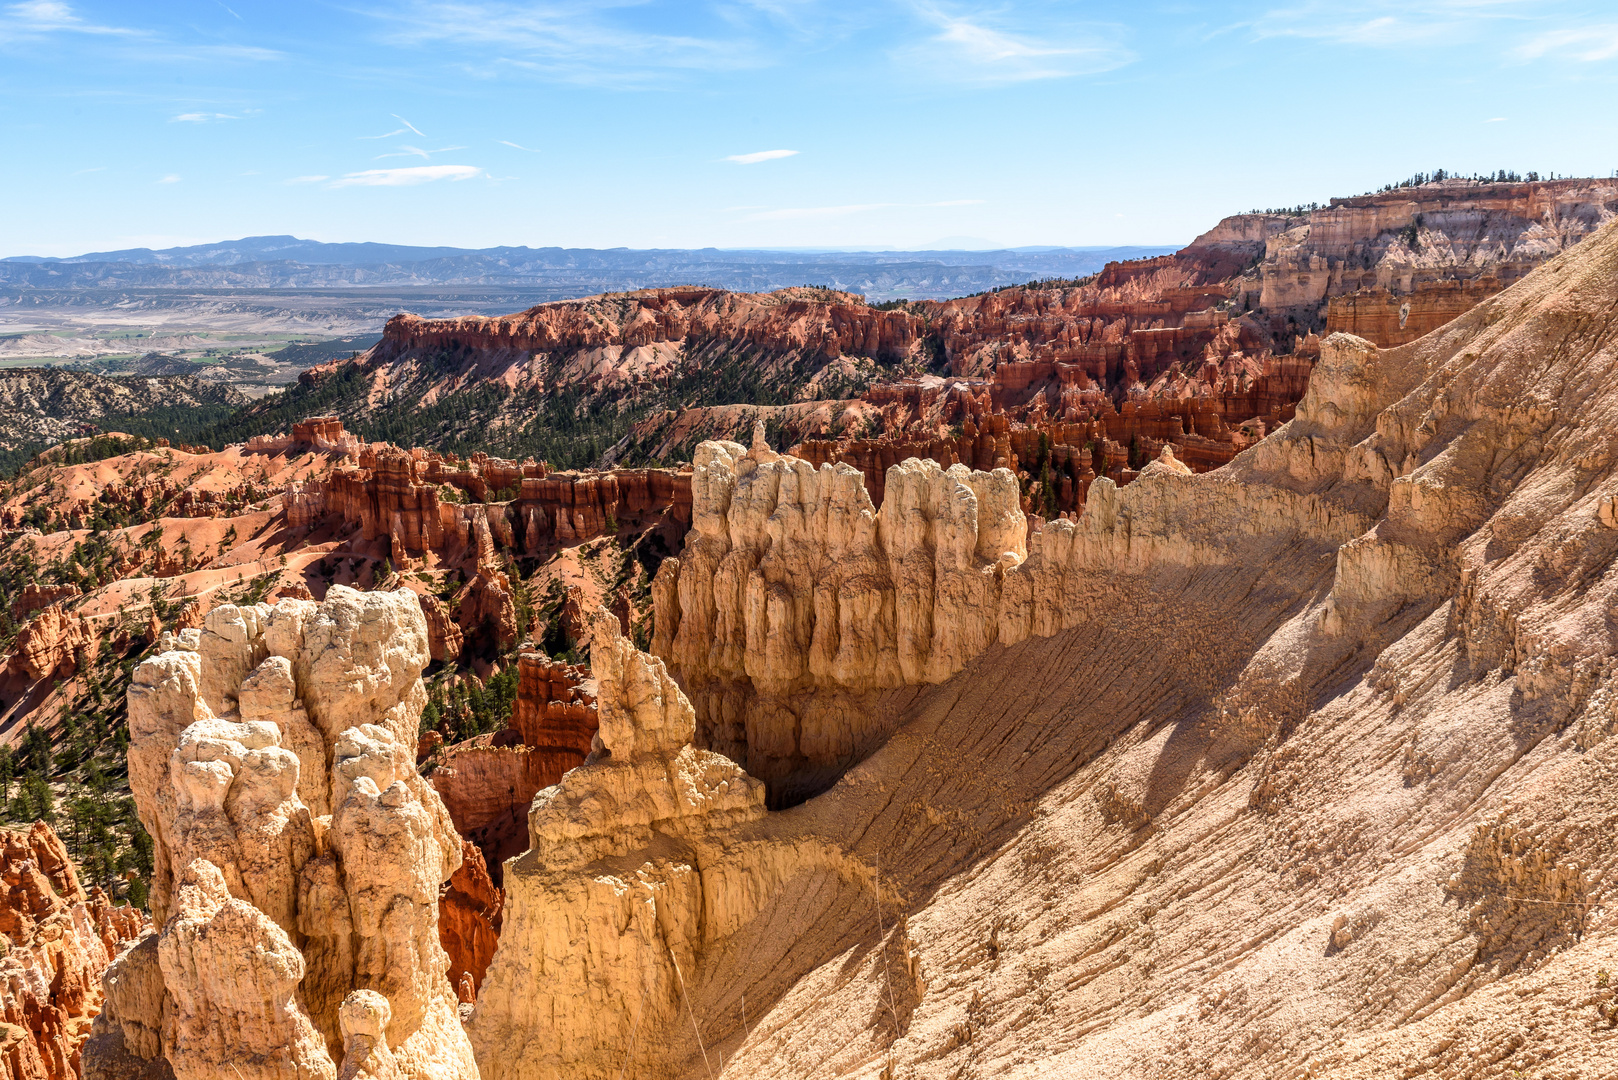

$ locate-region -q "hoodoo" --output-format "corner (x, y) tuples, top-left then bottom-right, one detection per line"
(92, 589), (477, 1080)
(652, 425), (1025, 802)
(467, 607), (767, 1080)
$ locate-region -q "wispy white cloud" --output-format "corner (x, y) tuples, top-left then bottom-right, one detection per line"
(1515, 23), (1618, 61)
(376, 144), (466, 160)
(284, 175), (330, 184)
(177, 43), (278, 61)
(0, 1), (279, 60)
(1250, 1), (1529, 46)
(157, 174), (181, 184)
(379, 2), (763, 86)
(1485, 116), (1508, 122)
(328, 164), (482, 188)
(499, 140), (541, 152)
(362, 116), (428, 140)
(896, 3), (1133, 84)
(171, 111), (239, 123)
(1, 0), (138, 37)
(725, 149), (798, 164)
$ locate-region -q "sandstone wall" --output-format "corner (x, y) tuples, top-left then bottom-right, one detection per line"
(0, 823), (145, 1080)
(90, 588), (478, 1080)
(284, 426), (692, 559)
(1258, 177), (1618, 336)
(652, 427), (1025, 802)
(379, 287), (919, 364)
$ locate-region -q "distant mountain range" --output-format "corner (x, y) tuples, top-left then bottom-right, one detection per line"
(0, 236), (1179, 301)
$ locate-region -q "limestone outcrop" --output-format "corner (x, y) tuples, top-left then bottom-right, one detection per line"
(5, 604), (90, 683)
(467, 607), (767, 1080)
(653, 427), (1025, 801)
(93, 587), (478, 1080)
(0, 823), (145, 1080)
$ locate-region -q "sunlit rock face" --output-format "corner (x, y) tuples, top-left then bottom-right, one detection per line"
(652, 429), (1027, 803)
(564, 217), (1618, 1080)
(92, 587), (477, 1080)
(468, 607), (767, 1080)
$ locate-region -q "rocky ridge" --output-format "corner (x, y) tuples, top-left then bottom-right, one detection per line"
(652, 425), (1024, 802)
(0, 371), (247, 458)
(462, 213), (1618, 1078)
(324, 179), (1614, 530)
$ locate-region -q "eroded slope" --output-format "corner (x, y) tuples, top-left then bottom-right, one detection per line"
(474, 214), (1618, 1078)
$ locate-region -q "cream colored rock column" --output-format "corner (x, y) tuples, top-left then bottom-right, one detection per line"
(469, 607), (766, 1080)
(101, 588), (480, 1080)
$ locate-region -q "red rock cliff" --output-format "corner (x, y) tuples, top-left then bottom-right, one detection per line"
(0, 823), (146, 1080)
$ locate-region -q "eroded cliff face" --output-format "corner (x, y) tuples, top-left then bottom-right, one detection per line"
(378, 287), (918, 366)
(0, 823), (145, 1080)
(652, 426), (1025, 802)
(1284, 177), (1618, 342)
(89, 588), (478, 1080)
(476, 215), (1618, 1078)
(467, 608), (767, 1080)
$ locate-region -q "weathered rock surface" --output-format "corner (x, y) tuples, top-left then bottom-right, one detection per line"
(9, 584), (80, 623)
(429, 653), (598, 879)
(467, 607), (767, 1079)
(1289, 177), (1618, 339)
(426, 652), (598, 996)
(415, 594), (463, 663)
(653, 429), (1025, 801)
(282, 423), (693, 560)
(436, 842), (501, 1006)
(0, 823), (145, 1080)
(5, 604), (91, 683)
(95, 587), (478, 1080)
(490, 215), (1618, 1078)
(379, 287), (917, 368)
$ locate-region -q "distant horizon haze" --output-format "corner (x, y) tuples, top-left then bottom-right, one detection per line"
(0, 234), (1183, 263)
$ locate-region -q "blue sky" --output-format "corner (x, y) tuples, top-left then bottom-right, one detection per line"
(1, 0), (1615, 256)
